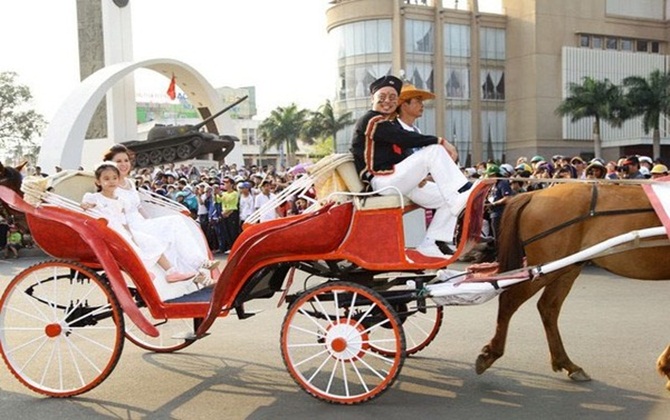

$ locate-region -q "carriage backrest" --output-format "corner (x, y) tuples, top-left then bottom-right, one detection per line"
(47, 171), (97, 202)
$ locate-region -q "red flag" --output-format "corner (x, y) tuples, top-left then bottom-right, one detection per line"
(166, 74), (176, 100)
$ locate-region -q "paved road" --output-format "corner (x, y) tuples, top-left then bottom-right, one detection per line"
(1, 253), (669, 419)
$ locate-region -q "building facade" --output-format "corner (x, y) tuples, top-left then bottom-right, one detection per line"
(326, 0), (670, 164)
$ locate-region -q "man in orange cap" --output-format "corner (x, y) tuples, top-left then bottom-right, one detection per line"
(395, 83), (436, 135)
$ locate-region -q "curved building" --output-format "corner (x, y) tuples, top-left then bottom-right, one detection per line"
(326, 0), (670, 164)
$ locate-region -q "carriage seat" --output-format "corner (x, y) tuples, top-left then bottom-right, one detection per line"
(310, 153), (414, 211)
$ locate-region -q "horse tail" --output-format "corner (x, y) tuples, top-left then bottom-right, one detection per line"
(496, 192), (533, 272)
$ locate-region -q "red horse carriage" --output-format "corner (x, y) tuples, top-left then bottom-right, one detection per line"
(1, 155), (669, 404)
(0, 156), (497, 404)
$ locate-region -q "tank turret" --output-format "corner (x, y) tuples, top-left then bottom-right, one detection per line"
(122, 96), (248, 168)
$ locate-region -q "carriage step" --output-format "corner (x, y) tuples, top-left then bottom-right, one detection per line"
(235, 305), (263, 319)
(171, 331), (210, 341)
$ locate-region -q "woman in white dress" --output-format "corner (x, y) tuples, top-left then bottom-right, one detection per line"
(103, 144), (218, 276)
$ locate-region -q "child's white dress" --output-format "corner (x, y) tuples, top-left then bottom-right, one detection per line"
(82, 192), (166, 266)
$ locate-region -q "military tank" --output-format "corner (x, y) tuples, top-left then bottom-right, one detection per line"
(122, 95), (248, 168)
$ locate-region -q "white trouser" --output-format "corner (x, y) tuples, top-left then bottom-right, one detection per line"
(370, 144), (468, 242)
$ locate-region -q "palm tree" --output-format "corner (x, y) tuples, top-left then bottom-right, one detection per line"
(623, 69), (670, 159)
(257, 103), (309, 167)
(556, 77), (627, 159)
(302, 100), (354, 153)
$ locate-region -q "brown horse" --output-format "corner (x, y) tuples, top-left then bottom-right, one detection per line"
(0, 162), (28, 230)
(476, 181), (670, 390)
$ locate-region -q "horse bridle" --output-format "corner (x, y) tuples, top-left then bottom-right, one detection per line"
(521, 183), (656, 247)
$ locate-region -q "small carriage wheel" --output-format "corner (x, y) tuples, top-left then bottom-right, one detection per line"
(176, 144), (192, 159)
(280, 281), (405, 404)
(135, 153), (150, 168)
(149, 149), (163, 164)
(123, 281), (197, 353)
(162, 147), (177, 163)
(370, 302), (443, 357)
(0, 260), (124, 397)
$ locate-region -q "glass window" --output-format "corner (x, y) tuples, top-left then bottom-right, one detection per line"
(637, 40), (649, 52)
(442, 0), (469, 10)
(445, 67), (469, 98)
(444, 24), (470, 57)
(621, 38), (633, 51)
(339, 63), (394, 100)
(579, 35), (590, 47)
(405, 62), (435, 92)
(333, 19), (392, 59)
(606, 37), (618, 49)
(406, 20), (434, 53)
(652, 41), (660, 53)
(480, 27), (505, 60)
(592, 37), (603, 49)
(481, 69), (505, 100)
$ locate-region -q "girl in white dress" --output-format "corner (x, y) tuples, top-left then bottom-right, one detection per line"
(81, 163), (200, 300)
(103, 145), (218, 275)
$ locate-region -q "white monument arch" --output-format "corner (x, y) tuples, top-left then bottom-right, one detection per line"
(38, 58), (243, 171)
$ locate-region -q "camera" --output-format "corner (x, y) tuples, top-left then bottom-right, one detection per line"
(615, 165), (629, 172)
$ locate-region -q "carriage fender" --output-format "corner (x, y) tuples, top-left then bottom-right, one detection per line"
(196, 202), (353, 337)
(83, 233), (159, 337)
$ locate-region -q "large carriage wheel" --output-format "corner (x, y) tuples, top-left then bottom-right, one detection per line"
(280, 281), (405, 404)
(370, 301), (443, 357)
(0, 261), (124, 397)
(123, 279), (197, 353)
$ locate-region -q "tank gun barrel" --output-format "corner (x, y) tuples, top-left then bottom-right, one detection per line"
(193, 95), (249, 131)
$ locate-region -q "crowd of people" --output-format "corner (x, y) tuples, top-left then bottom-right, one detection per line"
(120, 157), (312, 255)
(81, 148), (668, 261)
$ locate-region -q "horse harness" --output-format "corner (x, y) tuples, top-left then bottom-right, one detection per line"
(521, 183), (655, 247)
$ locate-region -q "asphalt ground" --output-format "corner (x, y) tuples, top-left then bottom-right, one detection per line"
(1, 251), (669, 419)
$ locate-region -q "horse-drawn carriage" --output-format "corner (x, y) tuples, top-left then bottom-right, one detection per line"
(0, 155), (669, 404)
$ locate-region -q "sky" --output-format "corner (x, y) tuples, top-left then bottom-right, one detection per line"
(0, 0), (334, 122)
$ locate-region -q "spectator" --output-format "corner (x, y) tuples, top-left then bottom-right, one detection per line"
(621, 156), (645, 179)
(238, 181), (255, 226)
(219, 177), (241, 252)
(0, 216), (9, 253)
(5, 224), (22, 259)
(585, 160), (607, 179)
(254, 180), (279, 222)
(651, 164), (669, 179)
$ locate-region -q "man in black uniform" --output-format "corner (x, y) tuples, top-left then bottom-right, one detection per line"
(350, 75), (471, 259)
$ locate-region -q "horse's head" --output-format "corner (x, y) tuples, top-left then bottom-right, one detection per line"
(0, 161), (26, 194)
(0, 161), (28, 231)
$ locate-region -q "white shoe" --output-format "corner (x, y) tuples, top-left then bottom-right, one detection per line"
(449, 190), (470, 217)
(416, 242), (450, 259)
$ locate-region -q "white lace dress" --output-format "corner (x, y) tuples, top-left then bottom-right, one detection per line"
(115, 178), (210, 273)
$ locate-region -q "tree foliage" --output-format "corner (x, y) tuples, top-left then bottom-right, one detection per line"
(622, 69), (670, 159)
(259, 100), (354, 165)
(0, 71), (46, 164)
(258, 103), (308, 167)
(555, 76), (626, 159)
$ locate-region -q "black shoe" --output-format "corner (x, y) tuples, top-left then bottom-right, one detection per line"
(435, 240), (456, 255)
(458, 181), (473, 193)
